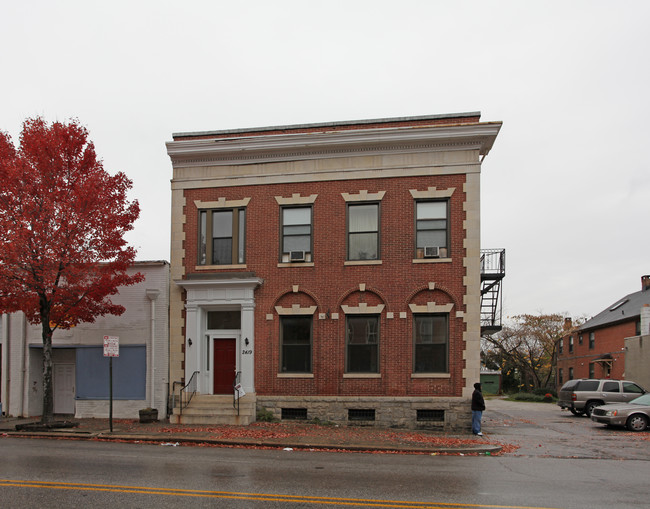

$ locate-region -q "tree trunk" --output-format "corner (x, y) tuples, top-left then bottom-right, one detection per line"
(40, 309), (54, 424)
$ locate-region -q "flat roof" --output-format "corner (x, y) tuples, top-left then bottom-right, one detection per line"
(172, 112), (482, 139)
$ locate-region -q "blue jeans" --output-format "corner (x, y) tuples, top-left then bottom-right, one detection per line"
(472, 410), (483, 434)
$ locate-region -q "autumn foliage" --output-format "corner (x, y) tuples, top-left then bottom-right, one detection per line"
(482, 314), (574, 392)
(0, 117), (143, 421)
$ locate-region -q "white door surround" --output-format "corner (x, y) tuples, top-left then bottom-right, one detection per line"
(175, 277), (261, 396)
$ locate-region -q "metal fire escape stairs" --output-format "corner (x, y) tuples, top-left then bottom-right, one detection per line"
(480, 249), (506, 336)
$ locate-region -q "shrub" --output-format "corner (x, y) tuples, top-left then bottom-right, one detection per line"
(256, 407), (278, 422)
(532, 387), (557, 398)
(508, 392), (556, 403)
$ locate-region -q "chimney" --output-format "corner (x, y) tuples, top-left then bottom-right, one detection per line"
(642, 275), (650, 292)
(564, 317), (572, 329)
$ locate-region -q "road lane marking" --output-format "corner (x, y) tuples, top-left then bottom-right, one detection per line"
(0, 479), (563, 509)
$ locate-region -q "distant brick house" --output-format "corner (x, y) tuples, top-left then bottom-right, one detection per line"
(0, 261), (170, 419)
(166, 113), (502, 429)
(557, 275), (650, 387)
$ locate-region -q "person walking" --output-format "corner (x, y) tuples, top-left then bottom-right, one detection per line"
(471, 382), (486, 436)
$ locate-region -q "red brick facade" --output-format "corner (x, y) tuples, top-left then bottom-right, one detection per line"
(167, 113), (502, 428)
(557, 277), (650, 387)
(183, 174), (468, 398)
(557, 321), (636, 383)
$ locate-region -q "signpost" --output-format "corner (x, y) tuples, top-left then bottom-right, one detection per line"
(103, 336), (119, 432)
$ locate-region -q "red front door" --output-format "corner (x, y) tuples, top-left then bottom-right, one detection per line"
(213, 338), (236, 394)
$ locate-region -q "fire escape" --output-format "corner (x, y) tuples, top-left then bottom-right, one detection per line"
(480, 248), (506, 335)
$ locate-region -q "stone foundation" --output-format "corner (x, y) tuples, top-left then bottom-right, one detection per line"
(256, 396), (472, 431)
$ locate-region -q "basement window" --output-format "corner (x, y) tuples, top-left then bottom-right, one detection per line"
(281, 408), (308, 420)
(416, 409), (445, 422)
(348, 409), (376, 421)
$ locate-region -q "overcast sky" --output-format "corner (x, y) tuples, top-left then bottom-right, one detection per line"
(2, 1), (649, 320)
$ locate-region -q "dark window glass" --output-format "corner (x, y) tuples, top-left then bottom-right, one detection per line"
(577, 380), (599, 391)
(281, 316), (312, 373)
(603, 381), (619, 393)
(623, 382), (644, 394)
(346, 315), (379, 372)
(413, 314), (449, 373)
(207, 311), (241, 330)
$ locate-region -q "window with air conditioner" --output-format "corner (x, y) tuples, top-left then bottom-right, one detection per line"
(281, 206), (312, 262)
(415, 200), (448, 259)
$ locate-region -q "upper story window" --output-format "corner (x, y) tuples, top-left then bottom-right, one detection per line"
(199, 207), (246, 265)
(415, 200), (448, 259)
(559, 338), (563, 355)
(589, 332), (595, 349)
(347, 203), (379, 261)
(413, 314), (449, 373)
(569, 336), (574, 353)
(281, 206), (312, 262)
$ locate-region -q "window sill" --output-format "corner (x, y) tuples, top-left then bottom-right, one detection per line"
(344, 260), (382, 266)
(277, 373), (314, 378)
(194, 264), (247, 270)
(412, 258), (452, 264)
(411, 373), (451, 379)
(277, 262), (315, 268)
(343, 373), (381, 378)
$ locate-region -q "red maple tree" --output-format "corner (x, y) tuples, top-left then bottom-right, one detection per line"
(0, 117), (143, 423)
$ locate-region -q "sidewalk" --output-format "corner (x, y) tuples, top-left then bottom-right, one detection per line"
(0, 416), (504, 455)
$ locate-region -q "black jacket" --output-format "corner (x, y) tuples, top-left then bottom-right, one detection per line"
(471, 387), (486, 411)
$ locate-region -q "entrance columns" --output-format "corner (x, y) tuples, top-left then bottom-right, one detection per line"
(240, 302), (255, 394)
(184, 303), (203, 391)
(176, 276), (262, 396)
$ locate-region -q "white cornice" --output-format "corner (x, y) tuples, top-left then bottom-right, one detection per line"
(174, 277), (263, 290)
(166, 123), (502, 169)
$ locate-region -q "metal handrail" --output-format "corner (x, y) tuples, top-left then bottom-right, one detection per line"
(480, 248), (506, 277)
(233, 371), (242, 416)
(179, 371), (200, 416)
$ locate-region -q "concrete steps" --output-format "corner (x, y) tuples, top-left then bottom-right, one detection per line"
(170, 394), (256, 425)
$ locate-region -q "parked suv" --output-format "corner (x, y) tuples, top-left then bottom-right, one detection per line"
(557, 379), (646, 417)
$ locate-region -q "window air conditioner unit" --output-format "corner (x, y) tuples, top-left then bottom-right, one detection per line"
(424, 246), (440, 258)
(289, 250), (306, 262)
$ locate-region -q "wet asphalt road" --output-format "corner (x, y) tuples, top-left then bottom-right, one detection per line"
(483, 397), (650, 460)
(0, 399), (648, 508)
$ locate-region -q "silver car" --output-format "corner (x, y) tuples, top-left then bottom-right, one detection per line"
(591, 393), (650, 432)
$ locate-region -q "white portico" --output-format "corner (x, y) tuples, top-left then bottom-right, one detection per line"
(175, 276), (262, 397)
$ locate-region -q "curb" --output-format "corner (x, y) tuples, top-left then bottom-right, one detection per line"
(1, 430), (502, 455)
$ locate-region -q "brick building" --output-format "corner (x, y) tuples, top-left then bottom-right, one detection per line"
(557, 275), (650, 387)
(166, 113), (502, 429)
